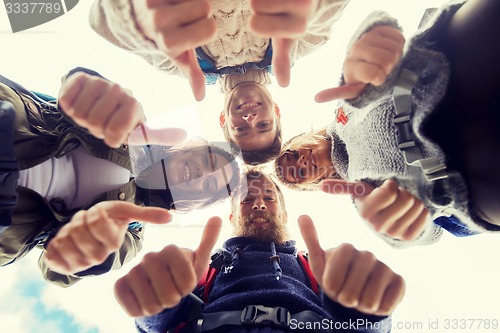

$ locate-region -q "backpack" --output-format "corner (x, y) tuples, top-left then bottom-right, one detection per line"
(171, 249), (319, 333)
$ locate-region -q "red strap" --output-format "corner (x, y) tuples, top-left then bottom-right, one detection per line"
(200, 266), (219, 302)
(297, 251), (320, 296)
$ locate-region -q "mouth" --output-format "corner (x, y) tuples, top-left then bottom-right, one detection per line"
(309, 150), (318, 169)
(248, 215), (271, 227)
(183, 161), (191, 182)
(237, 100), (261, 111)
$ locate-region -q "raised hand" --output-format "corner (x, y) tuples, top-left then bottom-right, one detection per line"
(298, 215), (405, 316)
(132, 0), (217, 101)
(114, 217), (222, 317)
(59, 72), (186, 148)
(44, 201), (172, 275)
(250, 0), (318, 87)
(321, 179), (429, 241)
(315, 25), (405, 102)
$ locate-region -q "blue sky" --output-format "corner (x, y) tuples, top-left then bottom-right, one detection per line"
(2, 0), (500, 332)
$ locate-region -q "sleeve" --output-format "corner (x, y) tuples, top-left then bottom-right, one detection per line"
(373, 215), (443, 249)
(88, 0), (182, 76)
(135, 294), (202, 333)
(322, 293), (392, 332)
(292, 0), (350, 62)
(38, 226), (144, 287)
(339, 11), (404, 109)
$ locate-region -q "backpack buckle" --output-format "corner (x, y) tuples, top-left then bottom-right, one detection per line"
(241, 305), (290, 328)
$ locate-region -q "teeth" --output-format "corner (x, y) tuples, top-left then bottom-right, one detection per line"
(184, 164), (190, 182)
(253, 218), (267, 223)
(238, 102), (260, 110)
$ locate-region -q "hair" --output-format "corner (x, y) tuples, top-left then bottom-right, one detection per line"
(274, 129), (335, 191)
(134, 139), (242, 214)
(231, 167), (287, 217)
(222, 117), (283, 165)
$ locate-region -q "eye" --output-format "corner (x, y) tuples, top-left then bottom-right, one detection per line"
(242, 197), (252, 204)
(257, 122), (271, 129)
(264, 196), (275, 201)
(203, 155), (210, 168)
(234, 126), (248, 132)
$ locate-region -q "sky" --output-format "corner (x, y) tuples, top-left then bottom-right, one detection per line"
(1, 0), (500, 332)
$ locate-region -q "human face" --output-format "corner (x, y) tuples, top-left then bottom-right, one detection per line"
(139, 147), (235, 198)
(220, 83), (280, 151)
(231, 175), (289, 243)
(277, 138), (336, 184)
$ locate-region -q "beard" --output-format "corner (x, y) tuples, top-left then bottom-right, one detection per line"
(235, 212), (288, 244)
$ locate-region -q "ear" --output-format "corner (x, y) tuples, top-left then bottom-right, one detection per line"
(274, 103), (281, 118)
(219, 112), (226, 128)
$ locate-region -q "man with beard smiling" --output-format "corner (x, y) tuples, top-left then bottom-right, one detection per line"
(114, 170), (405, 332)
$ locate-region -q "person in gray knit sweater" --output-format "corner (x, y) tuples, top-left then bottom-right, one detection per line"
(274, 0), (500, 247)
(89, 0), (348, 164)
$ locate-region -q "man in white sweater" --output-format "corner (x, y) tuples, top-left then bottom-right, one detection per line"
(89, 0), (347, 164)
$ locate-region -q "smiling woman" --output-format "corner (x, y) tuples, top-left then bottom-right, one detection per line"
(133, 139), (241, 213)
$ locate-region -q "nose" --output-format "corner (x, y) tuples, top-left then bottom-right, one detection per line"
(252, 197), (267, 211)
(242, 113), (256, 124)
(296, 153), (307, 167)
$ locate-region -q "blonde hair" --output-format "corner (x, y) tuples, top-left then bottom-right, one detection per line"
(274, 129), (335, 191)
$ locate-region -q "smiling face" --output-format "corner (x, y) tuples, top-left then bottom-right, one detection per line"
(230, 172), (289, 244)
(220, 82), (281, 152)
(137, 145), (236, 199)
(276, 136), (336, 185)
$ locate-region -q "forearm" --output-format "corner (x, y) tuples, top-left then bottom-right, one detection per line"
(322, 293), (391, 332)
(293, 0), (349, 61)
(89, 0), (181, 75)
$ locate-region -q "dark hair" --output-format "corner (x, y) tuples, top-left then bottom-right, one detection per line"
(134, 141), (242, 213)
(222, 118), (282, 165)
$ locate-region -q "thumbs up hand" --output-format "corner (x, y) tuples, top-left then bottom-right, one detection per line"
(298, 215), (405, 316)
(114, 216), (222, 317)
(321, 179), (429, 241)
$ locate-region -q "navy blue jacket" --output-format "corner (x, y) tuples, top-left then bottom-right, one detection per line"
(135, 237), (391, 333)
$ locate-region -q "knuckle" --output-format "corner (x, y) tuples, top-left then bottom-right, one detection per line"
(162, 244), (181, 255)
(141, 252), (160, 266)
(337, 243), (355, 254)
(322, 277), (338, 295)
(359, 250), (376, 262)
(143, 303), (163, 317)
(200, 0), (211, 15)
(162, 294), (182, 309)
(337, 291), (359, 308)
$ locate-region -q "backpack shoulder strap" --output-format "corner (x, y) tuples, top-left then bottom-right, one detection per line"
(196, 248), (231, 302)
(297, 251), (320, 296)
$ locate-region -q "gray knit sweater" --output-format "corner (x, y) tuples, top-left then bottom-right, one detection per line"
(89, 0), (348, 92)
(327, 1), (497, 248)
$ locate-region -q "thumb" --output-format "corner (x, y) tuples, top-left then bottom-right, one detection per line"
(298, 215), (325, 284)
(194, 216), (222, 277)
(314, 83), (366, 103)
(272, 38), (294, 87)
(96, 201), (172, 225)
(127, 123), (186, 146)
(176, 49), (206, 102)
(320, 179), (375, 198)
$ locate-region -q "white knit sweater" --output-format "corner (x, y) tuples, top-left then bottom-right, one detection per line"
(89, 0), (348, 91)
